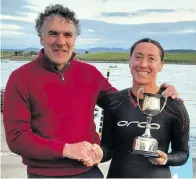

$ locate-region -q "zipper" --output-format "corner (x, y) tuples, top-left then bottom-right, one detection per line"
(52, 62), (70, 81)
(57, 71), (64, 81)
(52, 66), (65, 81)
(60, 73), (64, 81)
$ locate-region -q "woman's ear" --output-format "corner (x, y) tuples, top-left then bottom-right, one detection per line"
(129, 58), (132, 68)
(159, 61), (164, 72)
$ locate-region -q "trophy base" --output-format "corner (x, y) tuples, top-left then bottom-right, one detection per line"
(132, 149), (159, 158)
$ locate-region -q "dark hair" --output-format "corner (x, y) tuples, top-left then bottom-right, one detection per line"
(130, 38), (164, 61)
(35, 4), (80, 37)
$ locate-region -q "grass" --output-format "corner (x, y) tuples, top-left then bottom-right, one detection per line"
(76, 52), (196, 64)
(1, 51), (196, 64)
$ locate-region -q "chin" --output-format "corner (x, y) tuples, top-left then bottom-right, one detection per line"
(53, 58), (67, 64)
(135, 80), (149, 86)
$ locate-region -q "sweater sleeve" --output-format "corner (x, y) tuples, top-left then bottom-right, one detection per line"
(95, 68), (117, 109)
(166, 100), (190, 166)
(3, 71), (65, 160)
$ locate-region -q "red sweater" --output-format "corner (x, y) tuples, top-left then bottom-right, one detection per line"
(3, 49), (117, 176)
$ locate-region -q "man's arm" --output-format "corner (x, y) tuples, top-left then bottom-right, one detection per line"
(95, 69), (117, 109)
(3, 71), (92, 161)
(161, 83), (179, 99)
(3, 71), (65, 160)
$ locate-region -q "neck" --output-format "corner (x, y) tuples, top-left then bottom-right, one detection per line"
(44, 55), (69, 73)
(55, 64), (66, 72)
(131, 82), (160, 97)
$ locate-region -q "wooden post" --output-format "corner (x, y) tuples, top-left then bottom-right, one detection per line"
(98, 67), (110, 138)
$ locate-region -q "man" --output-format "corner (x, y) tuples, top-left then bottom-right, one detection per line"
(3, 4), (178, 178)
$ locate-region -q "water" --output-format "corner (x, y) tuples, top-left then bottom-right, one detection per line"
(1, 60), (196, 157)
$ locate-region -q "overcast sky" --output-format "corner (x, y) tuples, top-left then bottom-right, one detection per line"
(1, 0), (196, 50)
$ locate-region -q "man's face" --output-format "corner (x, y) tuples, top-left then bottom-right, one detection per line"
(40, 15), (76, 69)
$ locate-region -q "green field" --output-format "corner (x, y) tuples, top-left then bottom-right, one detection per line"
(76, 52), (196, 64)
(1, 51), (196, 64)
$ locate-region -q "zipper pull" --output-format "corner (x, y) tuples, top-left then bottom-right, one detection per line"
(61, 74), (64, 81)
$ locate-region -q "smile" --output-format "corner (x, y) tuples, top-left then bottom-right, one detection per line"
(54, 50), (66, 53)
(137, 71), (150, 76)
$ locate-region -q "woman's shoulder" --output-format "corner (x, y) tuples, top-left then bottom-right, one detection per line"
(163, 98), (189, 128)
(165, 97), (187, 113)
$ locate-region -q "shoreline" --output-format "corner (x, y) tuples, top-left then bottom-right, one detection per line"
(1, 58), (196, 65)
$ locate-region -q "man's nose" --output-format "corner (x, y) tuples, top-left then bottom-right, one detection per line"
(56, 35), (66, 46)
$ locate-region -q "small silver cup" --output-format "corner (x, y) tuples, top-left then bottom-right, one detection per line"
(132, 87), (167, 157)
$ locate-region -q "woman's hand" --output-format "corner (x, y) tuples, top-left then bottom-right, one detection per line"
(149, 150), (168, 165)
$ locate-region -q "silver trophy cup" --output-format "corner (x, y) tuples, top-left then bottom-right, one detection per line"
(132, 87), (167, 157)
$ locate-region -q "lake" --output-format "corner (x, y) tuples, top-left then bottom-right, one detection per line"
(1, 60), (196, 158)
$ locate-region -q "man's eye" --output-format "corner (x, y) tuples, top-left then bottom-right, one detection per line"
(64, 33), (72, 37)
(49, 32), (57, 36)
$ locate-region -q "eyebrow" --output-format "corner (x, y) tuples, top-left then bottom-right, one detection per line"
(135, 53), (143, 56)
(135, 53), (156, 57)
(48, 30), (57, 34)
(148, 54), (156, 57)
(48, 30), (74, 35)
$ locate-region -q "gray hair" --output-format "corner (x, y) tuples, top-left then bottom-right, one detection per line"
(35, 4), (80, 37)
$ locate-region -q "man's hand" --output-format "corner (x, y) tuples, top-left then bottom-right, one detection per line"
(161, 83), (180, 100)
(149, 150), (168, 165)
(82, 144), (103, 167)
(62, 141), (93, 160)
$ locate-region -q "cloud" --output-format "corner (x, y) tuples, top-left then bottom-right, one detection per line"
(101, 12), (131, 17)
(1, 23), (24, 30)
(1, 0), (35, 16)
(106, 40), (126, 43)
(182, 29), (196, 34)
(99, 8), (196, 24)
(1, 0), (195, 24)
(1, 0), (196, 49)
(141, 29), (196, 35)
(1, 30), (26, 36)
(77, 38), (101, 44)
(101, 9), (177, 17)
(87, 29), (96, 32)
(138, 9), (176, 13)
(0, 14), (34, 22)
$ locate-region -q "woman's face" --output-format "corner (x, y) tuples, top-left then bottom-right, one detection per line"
(130, 42), (164, 86)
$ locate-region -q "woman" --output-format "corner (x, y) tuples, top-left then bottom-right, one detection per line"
(98, 38), (189, 178)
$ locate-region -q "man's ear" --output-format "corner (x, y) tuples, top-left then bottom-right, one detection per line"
(40, 36), (43, 46)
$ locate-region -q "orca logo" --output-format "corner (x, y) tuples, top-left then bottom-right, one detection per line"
(117, 121), (160, 130)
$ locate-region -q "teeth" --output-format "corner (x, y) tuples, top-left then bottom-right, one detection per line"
(137, 71), (149, 75)
(55, 50), (64, 52)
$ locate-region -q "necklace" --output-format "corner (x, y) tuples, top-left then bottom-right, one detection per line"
(128, 88), (138, 107)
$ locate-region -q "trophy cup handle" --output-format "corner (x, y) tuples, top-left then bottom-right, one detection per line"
(137, 87), (144, 112)
(160, 93), (168, 113)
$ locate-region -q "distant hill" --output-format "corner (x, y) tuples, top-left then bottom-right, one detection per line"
(86, 47), (127, 53)
(2, 47), (196, 53)
(165, 49), (196, 53)
(2, 48), (40, 52)
(22, 48), (40, 52)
